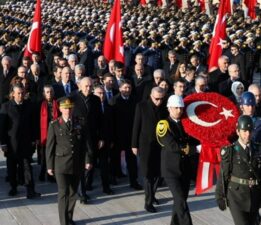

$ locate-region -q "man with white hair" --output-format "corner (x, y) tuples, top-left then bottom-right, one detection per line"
(78, 40), (94, 76)
(143, 69), (165, 100)
(208, 55), (229, 92)
(53, 66), (78, 99)
(0, 56), (16, 105)
(67, 54), (78, 72)
(219, 64), (247, 97)
(71, 77), (103, 202)
(156, 95), (198, 225)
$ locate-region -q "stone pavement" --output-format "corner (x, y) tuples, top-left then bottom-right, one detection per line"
(0, 151), (234, 225)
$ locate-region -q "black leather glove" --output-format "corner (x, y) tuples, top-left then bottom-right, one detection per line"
(217, 198), (227, 211)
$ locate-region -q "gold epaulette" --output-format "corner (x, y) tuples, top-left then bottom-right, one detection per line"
(156, 120), (170, 147)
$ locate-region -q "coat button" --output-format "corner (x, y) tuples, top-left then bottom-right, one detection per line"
(72, 151), (74, 154)
(71, 145), (74, 147)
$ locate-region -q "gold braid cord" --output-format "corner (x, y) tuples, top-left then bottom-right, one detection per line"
(156, 120), (170, 147)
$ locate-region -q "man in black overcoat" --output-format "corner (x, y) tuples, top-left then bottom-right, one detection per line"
(110, 79), (142, 190)
(70, 77), (102, 202)
(132, 86), (168, 213)
(0, 84), (40, 198)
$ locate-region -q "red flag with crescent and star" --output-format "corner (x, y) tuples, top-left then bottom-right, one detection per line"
(24, 0), (42, 57)
(208, 0), (231, 72)
(103, 0), (124, 63)
(182, 93), (240, 195)
(242, 0), (257, 19)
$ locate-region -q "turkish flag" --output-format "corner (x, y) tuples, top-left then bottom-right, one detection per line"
(243, 0), (257, 19)
(103, 0), (124, 63)
(176, 0), (188, 9)
(208, 0), (231, 72)
(140, 0), (146, 5)
(198, 0), (211, 15)
(24, 0), (41, 57)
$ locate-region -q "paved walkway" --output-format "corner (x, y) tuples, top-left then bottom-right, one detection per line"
(0, 151), (234, 225)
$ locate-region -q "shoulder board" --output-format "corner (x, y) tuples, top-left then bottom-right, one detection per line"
(156, 120), (170, 138)
(221, 144), (234, 158)
(50, 118), (59, 124)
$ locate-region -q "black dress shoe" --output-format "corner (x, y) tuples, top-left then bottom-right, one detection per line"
(27, 191), (41, 199)
(103, 188), (114, 195)
(79, 195), (89, 204)
(8, 188), (17, 196)
(86, 185), (93, 191)
(47, 175), (56, 183)
(39, 174), (45, 182)
(144, 204), (157, 213)
(130, 183), (143, 190)
(110, 177), (117, 185)
(117, 173), (127, 178)
(69, 219), (76, 225)
(153, 198), (160, 205)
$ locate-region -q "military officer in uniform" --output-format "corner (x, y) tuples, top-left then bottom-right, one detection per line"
(46, 97), (93, 225)
(215, 115), (261, 225)
(156, 95), (198, 225)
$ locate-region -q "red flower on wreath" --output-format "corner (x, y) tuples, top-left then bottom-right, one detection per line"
(182, 93), (240, 145)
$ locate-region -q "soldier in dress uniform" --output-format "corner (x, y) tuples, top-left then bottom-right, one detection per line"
(215, 115), (261, 225)
(46, 97), (93, 225)
(156, 95), (199, 225)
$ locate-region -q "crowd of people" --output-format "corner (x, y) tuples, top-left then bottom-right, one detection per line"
(0, 0), (261, 225)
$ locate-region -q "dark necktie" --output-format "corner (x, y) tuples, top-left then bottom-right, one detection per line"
(3, 70), (7, 77)
(245, 146), (250, 160)
(66, 121), (71, 130)
(65, 84), (70, 96)
(107, 91), (112, 100)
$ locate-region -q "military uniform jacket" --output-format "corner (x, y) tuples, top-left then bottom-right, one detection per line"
(216, 141), (261, 212)
(46, 117), (93, 175)
(156, 117), (198, 178)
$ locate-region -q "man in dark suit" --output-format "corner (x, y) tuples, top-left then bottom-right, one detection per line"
(70, 77), (102, 201)
(132, 87), (168, 213)
(110, 80), (142, 190)
(126, 53), (153, 78)
(0, 84), (40, 198)
(0, 56), (16, 106)
(208, 55), (229, 92)
(130, 64), (151, 102)
(112, 61), (125, 90)
(156, 95), (198, 225)
(27, 63), (46, 102)
(77, 40), (94, 77)
(46, 97), (93, 225)
(53, 67), (78, 99)
(219, 64), (247, 97)
(186, 76), (208, 96)
(230, 44), (246, 81)
(93, 85), (114, 194)
(163, 50), (179, 83)
(102, 73), (119, 101)
(190, 54), (207, 75)
(93, 55), (109, 78)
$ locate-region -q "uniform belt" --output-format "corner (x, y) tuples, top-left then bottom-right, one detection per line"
(230, 176), (259, 186)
